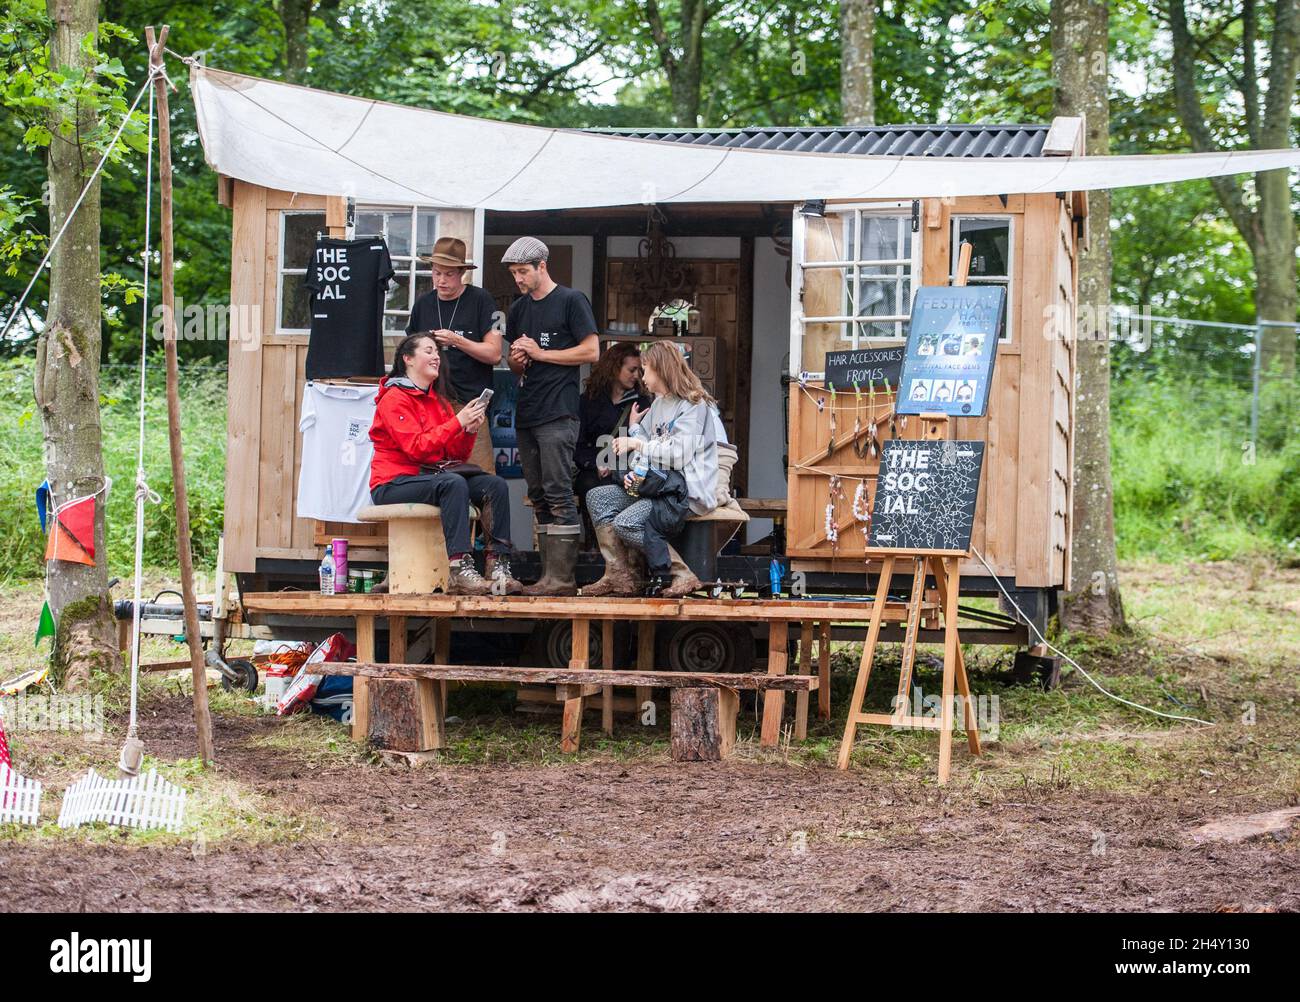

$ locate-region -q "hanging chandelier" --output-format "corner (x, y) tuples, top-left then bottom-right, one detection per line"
(630, 206), (694, 314)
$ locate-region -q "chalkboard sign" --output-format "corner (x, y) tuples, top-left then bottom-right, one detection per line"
(896, 286), (1005, 417)
(823, 346), (904, 390)
(869, 440), (986, 553)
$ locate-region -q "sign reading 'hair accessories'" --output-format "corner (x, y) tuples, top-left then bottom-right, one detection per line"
(822, 346), (905, 389)
(869, 440), (986, 553)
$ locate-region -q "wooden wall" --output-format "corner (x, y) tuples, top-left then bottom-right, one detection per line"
(788, 194), (1077, 590)
(224, 181), (477, 572)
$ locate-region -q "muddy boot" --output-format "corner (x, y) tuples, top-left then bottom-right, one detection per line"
(485, 552), (523, 595)
(447, 553), (492, 596)
(582, 525), (638, 597)
(659, 544), (702, 599)
(525, 527), (578, 596)
(521, 528), (555, 596)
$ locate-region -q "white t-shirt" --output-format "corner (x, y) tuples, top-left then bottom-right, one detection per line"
(296, 381), (378, 523)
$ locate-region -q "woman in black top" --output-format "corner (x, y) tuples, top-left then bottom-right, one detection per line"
(575, 343), (652, 526)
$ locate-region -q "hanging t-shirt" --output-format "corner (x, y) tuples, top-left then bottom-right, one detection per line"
(405, 284), (500, 402)
(303, 237), (395, 380)
(504, 285), (598, 429)
(296, 381), (379, 523)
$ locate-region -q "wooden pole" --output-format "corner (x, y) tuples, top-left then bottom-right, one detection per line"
(147, 27), (214, 765)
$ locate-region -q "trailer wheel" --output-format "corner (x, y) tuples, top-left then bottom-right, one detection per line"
(221, 658), (259, 693)
(667, 623), (754, 674)
(542, 621), (603, 668)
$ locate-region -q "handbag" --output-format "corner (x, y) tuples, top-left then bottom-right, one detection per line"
(420, 460), (487, 477)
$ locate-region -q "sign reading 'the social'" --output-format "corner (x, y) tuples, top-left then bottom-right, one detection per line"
(869, 440), (986, 553)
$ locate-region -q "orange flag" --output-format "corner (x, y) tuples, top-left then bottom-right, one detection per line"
(44, 494), (96, 566)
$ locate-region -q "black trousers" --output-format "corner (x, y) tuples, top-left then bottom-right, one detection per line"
(371, 471), (513, 557)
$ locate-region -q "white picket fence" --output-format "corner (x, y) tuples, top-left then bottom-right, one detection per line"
(0, 763), (43, 826)
(57, 768), (186, 833)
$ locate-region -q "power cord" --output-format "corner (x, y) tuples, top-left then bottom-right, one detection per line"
(969, 546), (1214, 728)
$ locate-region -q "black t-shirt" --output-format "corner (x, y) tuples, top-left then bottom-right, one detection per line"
(405, 284), (499, 402)
(303, 237), (395, 379)
(505, 285), (598, 429)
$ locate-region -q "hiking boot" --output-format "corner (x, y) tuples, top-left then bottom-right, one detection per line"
(486, 553), (523, 595)
(659, 544), (702, 599)
(582, 524), (639, 597)
(447, 553), (492, 596)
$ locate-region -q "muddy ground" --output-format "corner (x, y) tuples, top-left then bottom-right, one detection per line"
(2, 694), (1297, 912)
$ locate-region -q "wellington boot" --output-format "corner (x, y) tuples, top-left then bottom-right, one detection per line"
(521, 530), (555, 595)
(524, 529), (579, 596)
(659, 544), (702, 599)
(582, 525), (639, 597)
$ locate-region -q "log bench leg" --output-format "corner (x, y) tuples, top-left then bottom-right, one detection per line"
(671, 687), (738, 762)
(368, 614), (445, 752)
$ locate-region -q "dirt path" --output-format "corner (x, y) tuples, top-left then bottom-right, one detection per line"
(2, 698), (1296, 912)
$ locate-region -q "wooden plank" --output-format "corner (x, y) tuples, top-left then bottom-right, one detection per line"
(1042, 115), (1084, 156)
(601, 619), (615, 736)
(817, 621), (831, 719)
(636, 620), (655, 721)
(224, 181), (267, 573)
(318, 662), (819, 690)
(936, 555), (960, 785)
(351, 615), (374, 741)
(836, 556), (895, 769)
(931, 555), (981, 757)
(561, 618), (590, 753)
(760, 620), (789, 747)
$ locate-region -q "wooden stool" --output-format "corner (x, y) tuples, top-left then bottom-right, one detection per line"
(357, 503), (450, 593)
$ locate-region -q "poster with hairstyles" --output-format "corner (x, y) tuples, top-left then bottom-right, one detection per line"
(896, 285), (1005, 417)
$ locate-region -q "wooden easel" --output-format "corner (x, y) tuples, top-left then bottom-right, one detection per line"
(843, 426), (979, 787)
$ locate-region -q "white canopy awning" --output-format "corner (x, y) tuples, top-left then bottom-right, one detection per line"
(191, 65), (1300, 211)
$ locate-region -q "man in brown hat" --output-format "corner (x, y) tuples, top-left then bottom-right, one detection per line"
(406, 236), (502, 475)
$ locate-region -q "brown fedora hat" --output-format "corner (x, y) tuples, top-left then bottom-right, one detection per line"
(419, 236), (477, 269)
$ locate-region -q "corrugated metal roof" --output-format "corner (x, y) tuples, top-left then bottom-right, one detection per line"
(590, 124), (1049, 158)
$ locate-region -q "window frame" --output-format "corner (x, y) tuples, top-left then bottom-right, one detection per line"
(949, 213), (1015, 342)
(276, 209), (327, 334)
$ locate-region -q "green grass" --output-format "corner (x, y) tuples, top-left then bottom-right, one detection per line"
(0, 357), (228, 584)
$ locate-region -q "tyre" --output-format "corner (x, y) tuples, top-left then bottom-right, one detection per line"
(666, 622), (755, 674)
(220, 658), (259, 693)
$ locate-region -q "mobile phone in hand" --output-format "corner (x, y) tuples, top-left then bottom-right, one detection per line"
(476, 388), (495, 407)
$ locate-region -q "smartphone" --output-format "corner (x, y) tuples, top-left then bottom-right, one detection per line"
(476, 388), (495, 406)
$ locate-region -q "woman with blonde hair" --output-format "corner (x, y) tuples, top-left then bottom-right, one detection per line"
(583, 341), (722, 597)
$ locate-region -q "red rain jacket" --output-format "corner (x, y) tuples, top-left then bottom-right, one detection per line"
(369, 376), (475, 489)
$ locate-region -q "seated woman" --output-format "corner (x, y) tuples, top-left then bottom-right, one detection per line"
(369, 332), (521, 595)
(583, 341), (720, 598)
(574, 343), (653, 530)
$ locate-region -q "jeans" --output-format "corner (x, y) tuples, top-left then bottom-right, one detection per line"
(371, 471), (513, 557)
(516, 415), (579, 527)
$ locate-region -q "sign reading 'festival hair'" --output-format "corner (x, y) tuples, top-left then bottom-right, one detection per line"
(895, 285), (1005, 417)
(869, 440), (986, 553)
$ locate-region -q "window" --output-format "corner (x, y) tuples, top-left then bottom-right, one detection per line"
(950, 216), (1013, 340)
(278, 211), (326, 332)
(354, 205), (439, 333)
(842, 209), (916, 341)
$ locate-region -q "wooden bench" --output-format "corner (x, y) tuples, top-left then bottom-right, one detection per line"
(320, 661), (817, 763)
(678, 501), (750, 581)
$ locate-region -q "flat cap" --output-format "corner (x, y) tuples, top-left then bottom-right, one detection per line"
(501, 236), (550, 264)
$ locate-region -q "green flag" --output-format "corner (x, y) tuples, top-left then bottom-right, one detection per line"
(35, 599), (55, 647)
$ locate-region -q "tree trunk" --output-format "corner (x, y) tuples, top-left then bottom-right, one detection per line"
(644, 0), (708, 127)
(840, 0), (875, 125)
(33, 0), (118, 690)
(277, 0), (314, 83)
(1052, 0), (1126, 634)
(1252, 170), (1298, 444)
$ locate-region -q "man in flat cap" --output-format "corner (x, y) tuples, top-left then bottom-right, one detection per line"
(501, 236), (600, 595)
(406, 236), (502, 475)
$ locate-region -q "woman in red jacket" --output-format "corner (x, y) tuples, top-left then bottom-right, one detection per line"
(370, 332), (520, 595)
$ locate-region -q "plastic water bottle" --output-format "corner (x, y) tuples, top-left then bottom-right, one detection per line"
(319, 548), (335, 595)
(769, 557), (784, 598)
(628, 458), (649, 497)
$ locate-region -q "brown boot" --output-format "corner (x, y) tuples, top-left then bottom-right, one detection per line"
(583, 525), (638, 597)
(485, 553), (523, 595)
(447, 553), (492, 596)
(521, 529), (555, 596)
(523, 528), (579, 596)
(659, 544), (701, 599)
